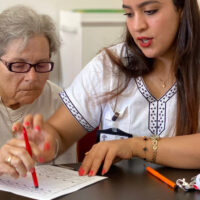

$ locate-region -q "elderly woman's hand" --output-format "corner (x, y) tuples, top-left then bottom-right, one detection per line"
(0, 137), (40, 178)
(0, 114), (51, 178)
(5, 114), (58, 177)
(79, 138), (135, 176)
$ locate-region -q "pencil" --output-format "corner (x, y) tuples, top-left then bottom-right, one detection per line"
(23, 127), (39, 188)
(146, 166), (178, 190)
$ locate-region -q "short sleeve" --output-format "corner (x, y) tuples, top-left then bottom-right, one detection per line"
(59, 51), (118, 132)
(60, 43), (126, 132)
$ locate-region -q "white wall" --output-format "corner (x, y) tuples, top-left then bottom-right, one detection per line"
(0, 0), (122, 20)
(1, 0), (199, 84)
(0, 0), (122, 85)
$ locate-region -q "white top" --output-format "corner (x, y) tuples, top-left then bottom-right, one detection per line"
(0, 80), (76, 164)
(60, 43), (178, 138)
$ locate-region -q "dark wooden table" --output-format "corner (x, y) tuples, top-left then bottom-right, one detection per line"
(0, 158), (200, 200)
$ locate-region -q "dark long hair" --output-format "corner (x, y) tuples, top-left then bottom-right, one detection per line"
(104, 0), (200, 136)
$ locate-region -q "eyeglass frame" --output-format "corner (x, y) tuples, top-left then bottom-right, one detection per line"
(0, 58), (54, 73)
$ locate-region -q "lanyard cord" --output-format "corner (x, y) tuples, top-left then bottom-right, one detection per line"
(112, 76), (120, 121)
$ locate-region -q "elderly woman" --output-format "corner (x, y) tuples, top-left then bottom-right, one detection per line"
(0, 5), (76, 172)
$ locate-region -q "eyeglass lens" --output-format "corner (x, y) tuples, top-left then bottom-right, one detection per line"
(11, 62), (53, 73)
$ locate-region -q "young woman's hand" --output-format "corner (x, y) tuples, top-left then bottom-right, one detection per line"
(79, 138), (134, 176)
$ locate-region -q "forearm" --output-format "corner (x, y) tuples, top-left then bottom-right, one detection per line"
(132, 133), (200, 169)
(46, 105), (87, 158)
(44, 121), (78, 159)
(43, 122), (65, 157)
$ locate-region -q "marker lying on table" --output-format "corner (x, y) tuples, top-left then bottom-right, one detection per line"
(146, 166), (178, 190)
(23, 126), (39, 188)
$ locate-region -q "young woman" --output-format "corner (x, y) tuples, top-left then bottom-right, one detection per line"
(9, 0), (200, 178)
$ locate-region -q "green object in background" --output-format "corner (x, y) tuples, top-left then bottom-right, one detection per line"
(73, 9), (123, 13)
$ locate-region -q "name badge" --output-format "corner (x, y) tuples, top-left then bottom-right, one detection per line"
(97, 128), (132, 142)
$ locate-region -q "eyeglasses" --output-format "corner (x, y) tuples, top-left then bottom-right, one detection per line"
(0, 58), (54, 73)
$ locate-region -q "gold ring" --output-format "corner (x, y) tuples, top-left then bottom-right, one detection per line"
(7, 156), (12, 164)
(85, 152), (89, 156)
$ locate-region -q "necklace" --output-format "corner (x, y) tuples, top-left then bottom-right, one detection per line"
(158, 78), (168, 88)
(157, 70), (175, 89)
(158, 75), (176, 89)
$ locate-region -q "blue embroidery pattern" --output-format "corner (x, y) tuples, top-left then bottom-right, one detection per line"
(59, 91), (94, 132)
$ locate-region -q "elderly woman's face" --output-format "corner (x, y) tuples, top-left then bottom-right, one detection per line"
(0, 35), (50, 108)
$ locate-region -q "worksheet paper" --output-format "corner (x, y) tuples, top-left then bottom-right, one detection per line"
(0, 165), (107, 200)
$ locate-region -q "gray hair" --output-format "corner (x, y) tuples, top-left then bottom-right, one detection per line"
(0, 5), (60, 57)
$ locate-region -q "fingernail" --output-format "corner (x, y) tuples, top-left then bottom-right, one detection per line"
(34, 126), (40, 132)
(101, 169), (106, 176)
(12, 126), (17, 132)
(194, 185), (199, 190)
(39, 157), (44, 163)
(78, 168), (84, 176)
(24, 121), (29, 128)
(30, 168), (35, 173)
(89, 170), (94, 176)
(43, 142), (50, 151)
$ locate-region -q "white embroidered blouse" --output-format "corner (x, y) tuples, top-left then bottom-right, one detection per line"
(60, 43), (177, 138)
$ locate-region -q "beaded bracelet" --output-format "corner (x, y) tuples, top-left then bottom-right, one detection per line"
(143, 136), (148, 161)
(150, 135), (160, 163)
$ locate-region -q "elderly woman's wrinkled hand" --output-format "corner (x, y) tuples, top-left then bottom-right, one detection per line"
(0, 114), (57, 178)
(0, 138), (39, 179)
(12, 114), (57, 164)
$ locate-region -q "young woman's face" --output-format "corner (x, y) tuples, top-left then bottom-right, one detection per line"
(123, 0), (182, 59)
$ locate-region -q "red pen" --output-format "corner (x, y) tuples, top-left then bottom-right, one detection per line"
(23, 126), (39, 188)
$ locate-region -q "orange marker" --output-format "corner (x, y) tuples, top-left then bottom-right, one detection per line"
(146, 166), (178, 190)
